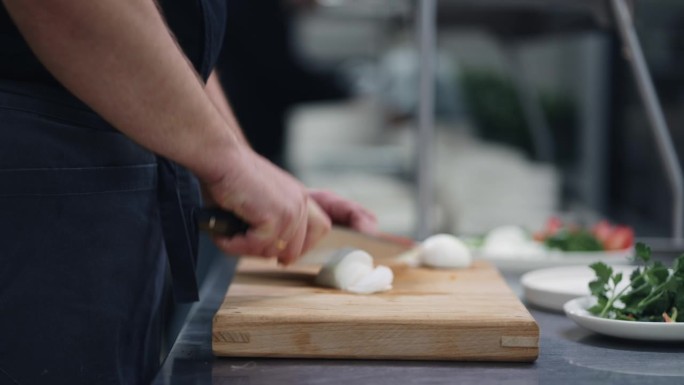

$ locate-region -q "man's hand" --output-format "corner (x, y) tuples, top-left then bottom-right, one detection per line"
(204, 147), (331, 265)
(309, 189), (378, 234)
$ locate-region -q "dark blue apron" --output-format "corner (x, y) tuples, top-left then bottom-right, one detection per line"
(0, 0), (227, 382)
(0, 81), (201, 384)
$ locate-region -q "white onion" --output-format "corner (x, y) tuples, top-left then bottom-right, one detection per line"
(419, 233), (472, 268)
(347, 265), (394, 294)
(314, 249), (374, 291)
(482, 225), (529, 254)
(395, 248), (421, 267)
(314, 249), (394, 294)
(481, 225), (545, 258)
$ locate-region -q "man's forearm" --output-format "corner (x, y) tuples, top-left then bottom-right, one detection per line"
(205, 70), (249, 145)
(3, 0), (237, 182)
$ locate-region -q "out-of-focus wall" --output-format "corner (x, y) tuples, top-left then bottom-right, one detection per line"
(285, 1), (684, 238)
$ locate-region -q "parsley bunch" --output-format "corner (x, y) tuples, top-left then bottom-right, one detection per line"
(588, 243), (684, 322)
(545, 229), (604, 252)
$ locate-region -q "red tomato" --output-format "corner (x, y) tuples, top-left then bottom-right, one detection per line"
(532, 231), (545, 242)
(592, 220), (614, 243)
(603, 226), (634, 250)
(545, 216), (563, 236)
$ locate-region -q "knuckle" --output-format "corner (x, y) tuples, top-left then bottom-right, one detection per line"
(280, 250), (295, 263)
(259, 245), (275, 258)
(321, 220), (332, 234)
(322, 214), (332, 229)
(281, 207), (296, 225)
(246, 234), (274, 257)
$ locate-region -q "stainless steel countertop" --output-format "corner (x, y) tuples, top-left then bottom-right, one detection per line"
(152, 251), (684, 385)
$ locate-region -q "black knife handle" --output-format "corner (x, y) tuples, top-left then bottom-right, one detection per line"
(195, 208), (249, 237)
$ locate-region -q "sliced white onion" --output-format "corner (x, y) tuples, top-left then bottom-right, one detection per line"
(315, 249), (374, 290)
(419, 233), (472, 268)
(395, 248), (422, 267)
(315, 249), (394, 294)
(347, 265), (394, 294)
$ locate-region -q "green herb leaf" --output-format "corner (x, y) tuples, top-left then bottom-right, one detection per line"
(634, 242), (651, 263)
(621, 286), (648, 310)
(673, 255), (684, 277)
(645, 262), (668, 285)
(588, 294), (608, 316)
(588, 243), (684, 322)
(590, 262), (612, 284)
(545, 230), (603, 252)
(674, 283), (684, 322)
(630, 267), (644, 284)
(641, 292), (670, 319)
(612, 272), (623, 286)
(588, 304), (604, 315)
(589, 279), (606, 296)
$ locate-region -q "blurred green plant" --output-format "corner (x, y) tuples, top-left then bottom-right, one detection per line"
(459, 68), (577, 163)
(460, 69), (533, 156)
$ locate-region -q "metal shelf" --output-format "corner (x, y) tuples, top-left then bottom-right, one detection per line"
(413, 0), (684, 244)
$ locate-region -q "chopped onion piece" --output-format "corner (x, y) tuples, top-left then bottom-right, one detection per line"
(347, 266), (394, 294)
(315, 249), (394, 294)
(395, 248), (421, 267)
(315, 249), (373, 290)
(419, 233), (472, 268)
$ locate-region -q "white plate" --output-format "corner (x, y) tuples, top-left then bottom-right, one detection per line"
(564, 296), (684, 341)
(475, 247), (633, 274)
(521, 265), (634, 312)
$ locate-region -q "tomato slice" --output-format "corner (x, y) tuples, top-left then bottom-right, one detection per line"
(592, 220), (614, 243)
(545, 216), (563, 236)
(537, 217), (634, 251)
(603, 226), (634, 250)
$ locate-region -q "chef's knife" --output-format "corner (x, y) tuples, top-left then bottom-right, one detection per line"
(196, 207), (249, 237)
(195, 208), (416, 258)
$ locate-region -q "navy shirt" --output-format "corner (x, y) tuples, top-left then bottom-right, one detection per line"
(0, 1), (226, 83)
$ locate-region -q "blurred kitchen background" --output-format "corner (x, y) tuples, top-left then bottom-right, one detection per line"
(218, 0), (684, 240)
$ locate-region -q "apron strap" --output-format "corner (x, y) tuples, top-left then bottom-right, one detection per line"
(157, 158), (200, 303)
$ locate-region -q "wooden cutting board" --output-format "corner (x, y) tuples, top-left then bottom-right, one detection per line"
(212, 231), (539, 362)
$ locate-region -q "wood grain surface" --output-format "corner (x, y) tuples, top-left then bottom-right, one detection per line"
(213, 231), (539, 362)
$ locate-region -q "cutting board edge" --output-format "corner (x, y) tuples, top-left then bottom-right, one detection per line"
(213, 313), (539, 329)
(211, 319), (540, 362)
(210, 347), (540, 363)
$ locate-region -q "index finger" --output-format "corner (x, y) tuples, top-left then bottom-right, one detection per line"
(299, 200), (332, 257)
